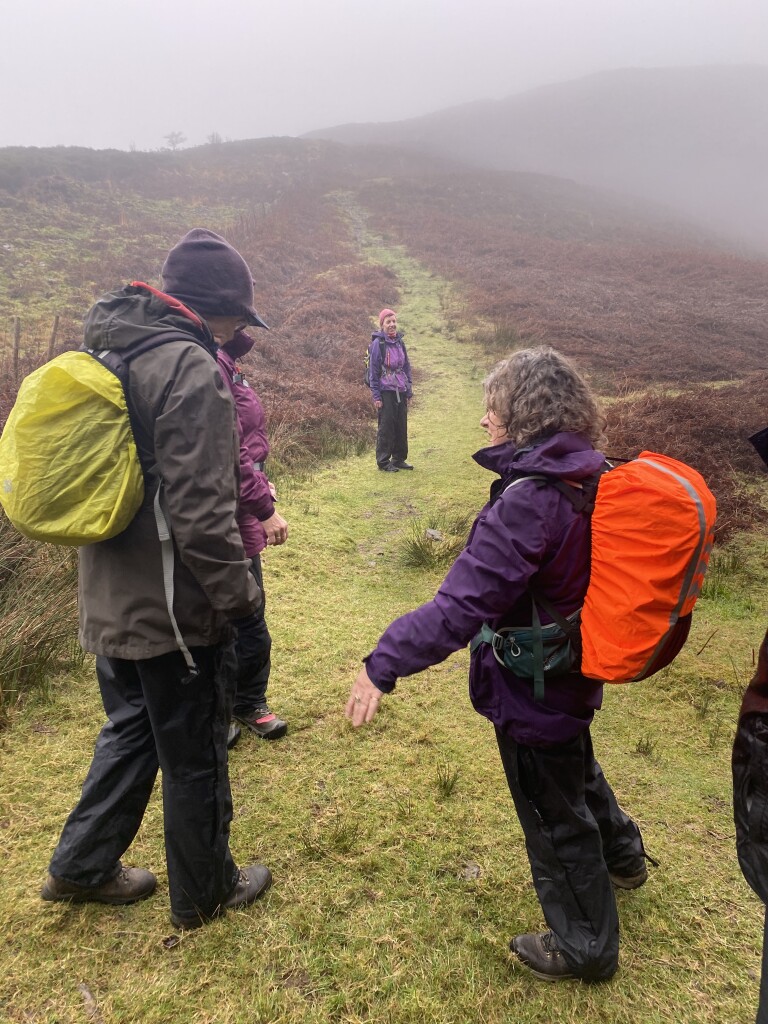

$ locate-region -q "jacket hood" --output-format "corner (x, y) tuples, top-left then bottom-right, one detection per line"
(221, 328), (256, 361)
(83, 284), (215, 355)
(473, 432), (606, 480)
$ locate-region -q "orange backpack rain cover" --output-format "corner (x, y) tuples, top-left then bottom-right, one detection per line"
(580, 451), (716, 683)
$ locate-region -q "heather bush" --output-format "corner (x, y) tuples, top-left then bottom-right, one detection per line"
(604, 373), (768, 539)
(361, 172), (768, 386)
(0, 515), (82, 718)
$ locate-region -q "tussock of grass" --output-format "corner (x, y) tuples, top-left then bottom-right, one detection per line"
(400, 510), (474, 569)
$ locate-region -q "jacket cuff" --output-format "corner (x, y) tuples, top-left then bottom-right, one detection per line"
(256, 499), (276, 522)
(363, 652), (396, 693)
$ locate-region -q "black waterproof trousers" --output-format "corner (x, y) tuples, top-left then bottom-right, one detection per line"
(48, 642), (240, 921)
(233, 554), (271, 716)
(495, 727), (646, 980)
(376, 389), (408, 468)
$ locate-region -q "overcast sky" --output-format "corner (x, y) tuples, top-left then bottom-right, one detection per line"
(1, 0), (766, 151)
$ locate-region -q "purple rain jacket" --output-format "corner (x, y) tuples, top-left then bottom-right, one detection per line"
(217, 331), (274, 556)
(369, 331), (412, 404)
(365, 432), (607, 747)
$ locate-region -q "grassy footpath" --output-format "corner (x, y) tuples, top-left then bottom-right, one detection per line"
(0, 226), (766, 1024)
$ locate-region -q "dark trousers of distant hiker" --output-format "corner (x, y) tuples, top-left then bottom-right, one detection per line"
(48, 642), (240, 921)
(495, 727), (646, 980)
(233, 554), (271, 716)
(376, 389), (408, 469)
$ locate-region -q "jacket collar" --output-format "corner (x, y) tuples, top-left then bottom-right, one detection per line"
(221, 329), (255, 361)
(472, 432), (605, 481)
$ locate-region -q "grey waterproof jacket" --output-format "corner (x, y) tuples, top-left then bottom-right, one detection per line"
(78, 283), (260, 659)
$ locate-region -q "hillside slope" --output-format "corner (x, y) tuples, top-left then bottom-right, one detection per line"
(307, 65), (768, 253)
(1, 139), (766, 528)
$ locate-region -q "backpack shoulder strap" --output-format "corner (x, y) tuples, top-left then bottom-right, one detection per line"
(83, 332), (204, 475)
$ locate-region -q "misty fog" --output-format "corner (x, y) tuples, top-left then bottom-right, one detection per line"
(1, 0), (767, 251)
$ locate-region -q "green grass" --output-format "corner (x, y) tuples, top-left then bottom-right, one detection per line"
(0, 220), (766, 1023)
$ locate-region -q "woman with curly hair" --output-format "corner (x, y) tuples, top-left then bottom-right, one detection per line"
(346, 346), (648, 983)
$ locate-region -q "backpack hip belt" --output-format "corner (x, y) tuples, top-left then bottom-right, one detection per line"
(471, 600), (582, 702)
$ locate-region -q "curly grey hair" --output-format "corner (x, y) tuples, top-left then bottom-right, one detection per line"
(484, 346), (606, 446)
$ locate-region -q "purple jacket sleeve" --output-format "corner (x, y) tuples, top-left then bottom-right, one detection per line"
(235, 420), (275, 522)
(403, 343), (413, 399)
(369, 338), (383, 404)
(364, 484), (554, 690)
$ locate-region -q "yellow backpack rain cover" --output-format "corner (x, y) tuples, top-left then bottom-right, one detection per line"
(0, 349), (144, 545)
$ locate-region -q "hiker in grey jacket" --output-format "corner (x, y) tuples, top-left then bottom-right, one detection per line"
(43, 229), (274, 930)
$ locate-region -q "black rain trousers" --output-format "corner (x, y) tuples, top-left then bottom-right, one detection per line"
(495, 727), (646, 980)
(376, 389), (408, 468)
(48, 642), (240, 921)
(233, 554), (271, 715)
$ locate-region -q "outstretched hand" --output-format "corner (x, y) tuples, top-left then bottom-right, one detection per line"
(345, 666), (384, 727)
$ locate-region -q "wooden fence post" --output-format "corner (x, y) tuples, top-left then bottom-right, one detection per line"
(12, 317), (20, 380)
(48, 315), (60, 360)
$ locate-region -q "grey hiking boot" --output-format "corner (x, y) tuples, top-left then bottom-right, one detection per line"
(41, 866), (157, 905)
(169, 863), (272, 931)
(224, 864), (272, 911)
(235, 706), (287, 740)
(510, 931), (574, 981)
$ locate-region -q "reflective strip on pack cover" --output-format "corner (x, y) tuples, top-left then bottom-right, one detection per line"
(0, 350), (144, 545)
(580, 451), (716, 682)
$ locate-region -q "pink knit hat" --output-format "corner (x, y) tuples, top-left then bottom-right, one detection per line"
(379, 308), (396, 326)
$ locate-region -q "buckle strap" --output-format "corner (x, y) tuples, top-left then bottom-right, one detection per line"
(531, 599), (545, 703)
(470, 622), (498, 653)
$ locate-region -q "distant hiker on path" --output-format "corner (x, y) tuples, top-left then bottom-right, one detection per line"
(43, 229), (273, 930)
(215, 328), (289, 745)
(368, 308), (413, 472)
(347, 346), (649, 982)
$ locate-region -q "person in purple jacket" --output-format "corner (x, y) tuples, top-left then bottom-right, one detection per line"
(216, 329), (289, 743)
(369, 309), (413, 472)
(346, 346), (648, 982)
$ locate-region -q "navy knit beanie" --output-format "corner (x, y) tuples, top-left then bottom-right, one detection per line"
(162, 228), (268, 329)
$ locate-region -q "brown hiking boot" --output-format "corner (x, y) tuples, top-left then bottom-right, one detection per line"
(41, 867), (156, 905)
(511, 931), (575, 981)
(169, 863), (272, 931)
(610, 864), (649, 890)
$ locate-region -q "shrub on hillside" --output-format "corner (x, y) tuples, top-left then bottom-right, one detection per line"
(0, 515), (82, 719)
(604, 373), (768, 540)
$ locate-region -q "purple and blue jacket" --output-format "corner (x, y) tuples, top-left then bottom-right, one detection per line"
(369, 331), (412, 404)
(217, 330), (274, 556)
(365, 432), (607, 746)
